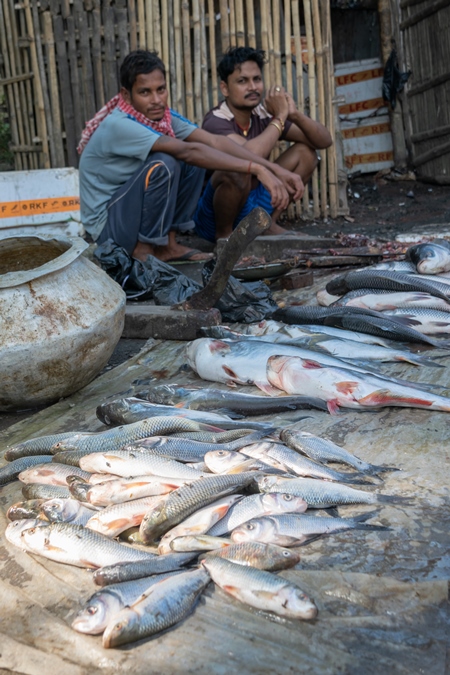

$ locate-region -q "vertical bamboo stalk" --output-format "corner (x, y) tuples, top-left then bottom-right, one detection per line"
(31, 0), (56, 166)
(320, 0), (340, 218)
(284, 0), (293, 94)
(303, 0), (319, 218)
(207, 0), (218, 106)
(311, 0), (327, 217)
(92, 0), (105, 108)
(272, 0), (282, 84)
(181, 0), (194, 120)
(0, 4), (21, 168)
(266, 0), (276, 84)
(161, 0), (170, 102)
(75, 0), (96, 120)
(53, 13), (78, 167)
(10, 0), (34, 168)
(235, 0), (245, 46)
(168, 0), (177, 105)
(152, 0), (161, 55)
(3, 0), (26, 168)
(292, 0), (307, 214)
(260, 0), (270, 67)
(145, 0), (154, 48)
(102, 2), (117, 101)
(129, 0), (138, 52)
(43, 11), (65, 167)
(245, 0), (256, 48)
(18, 7), (39, 168)
(193, 0), (202, 123)
(228, 0), (236, 46)
(137, 0), (146, 47)
(219, 0), (230, 52)
(173, 0), (184, 112)
(200, 1), (209, 115)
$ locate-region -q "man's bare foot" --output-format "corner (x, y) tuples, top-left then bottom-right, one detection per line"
(266, 220), (305, 236)
(132, 235), (213, 263)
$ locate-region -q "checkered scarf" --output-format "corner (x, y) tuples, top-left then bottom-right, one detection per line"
(77, 92), (175, 155)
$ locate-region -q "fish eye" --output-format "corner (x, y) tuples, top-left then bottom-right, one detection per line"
(217, 451), (226, 456)
(283, 494), (293, 501)
(245, 523), (254, 530)
(87, 606), (98, 615)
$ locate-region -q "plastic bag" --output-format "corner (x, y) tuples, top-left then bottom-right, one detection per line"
(201, 258), (278, 323)
(382, 48), (411, 109)
(94, 240), (200, 302)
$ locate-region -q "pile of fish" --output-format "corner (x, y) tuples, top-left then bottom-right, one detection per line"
(1, 411), (400, 648)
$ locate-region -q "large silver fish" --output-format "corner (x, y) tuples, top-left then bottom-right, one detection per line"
(231, 512), (388, 546)
(333, 289), (450, 314)
(18, 462), (91, 486)
(170, 534), (232, 552)
(4, 432), (93, 461)
(20, 522), (158, 568)
(0, 455), (53, 486)
(139, 473), (256, 544)
(72, 572), (180, 635)
(257, 475), (407, 508)
(93, 551), (198, 586)
(69, 475), (187, 507)
(78, 450), (206, 480)
(280, 429), (393, 474)
(266, 354), (450, 413)
(207, 492), (307, 537)
(206, 540), (300, 570)
(326, 270), (450, 303)
(41, 498), (97, 525)
(86, 496), (163, 538)
(383, 308), (450, 335)
(202, 556), (317, 620)
(50, 417), (223, 455)
(102, 568), (211, 648)
(5, 518), (49, 551)
(7, 499), (46, 521)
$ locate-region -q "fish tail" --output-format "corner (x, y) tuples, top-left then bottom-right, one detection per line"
(395, 354), (444, 368)
(364, 464), (400, 475)
(198, 423), (228, 432)
(355, 523), (391, 531)
(376, 494), (411, 504)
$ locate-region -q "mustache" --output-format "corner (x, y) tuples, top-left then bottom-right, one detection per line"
(244, 92), (261, 98)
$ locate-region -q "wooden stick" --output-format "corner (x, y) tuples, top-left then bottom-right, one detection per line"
(303, 0), (319, 218)
(245, 0), (256, 48)
(53, 13), (77, 167)
(168, 0), (177, 105)
(192, 0), (202, 122)
(272, 0), (282, 85)
(3, 0), (27, 168)
(102, 3), (117, 101)
(74, 0), (96, 120)
(266, 0), (276, 84)
(219, 0), (230, 52)
(152, 0), (161, 55)
(91, 0), (106, 108)
(43, 11), (65, 167)
(0, 1), (21, 168)
(145, 0), (153, 48)
(228, 0), (237, 46)
(311, 0), (327, 217)
(17, 8), (38, 168)
(66, 14), (84, 141)
(260, 0), (270, 69)
(30, 0), (55, 167)
(208, 0), (218, 106)
(181, 0), (194, 120)
(235, 0), (245, 46)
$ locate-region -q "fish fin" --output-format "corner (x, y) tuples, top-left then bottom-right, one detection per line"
(327, 400), (340, 415)
(198, 423), (228, 432)
(174, 402), (187, 408)
(301, 359), (324, 369)
(252, 590), (278, 600)
(377, 494), (412, 505)
(336, 381), (359, 395)
(222, 458), (259, 474)
(226, 381), (238, 388)
(358, 389), (434, 408)
(210, 340), (230, 352)
(212, 408), (245, 419)
(395, 355), (443, 368)
(255, 382), (286, 396)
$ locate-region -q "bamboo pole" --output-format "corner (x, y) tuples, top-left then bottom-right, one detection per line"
(53, 13), (78, 167)
(260, 0), (270, 68)
(272, 0), (282, 85)
(27, 0), (52, 168)
(292, 0), (304, 112)
(0, 4), (21, 169)
(245, 0), (256, 48)
(228, 0), (237, 46)
(3, 0), (26, 168)
(200, 1), (209, 115)
(128, 0), (138, 52)
(152, 0), (162, 56)
(173, 0), (184, 113)
(193, 0), (202, 123)
(320, 0), (342, 218)
(219, 0), (230, 52)
(18, 7), (38, 168)
(10, 0), (34, 169)
(161, 0), (170, 102)
(145, 0), (154, 47)
(311, 0), (327, 217)
(168, 1), (177, 105)
(181, 0), (194, 120)
(43, 11), (65, 167)
(266, 0), (276, 84)
(303, 0), (320, 218)
(91, 0), (105, 108)
(137, 0), (146, 47)
(207, 0), (218, 106)
(235, 0), (245, 46)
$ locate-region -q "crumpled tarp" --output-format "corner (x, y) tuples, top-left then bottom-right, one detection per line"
(0, 271), (449, 674)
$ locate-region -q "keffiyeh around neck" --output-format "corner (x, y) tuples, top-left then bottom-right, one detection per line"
(77, 92), (175, 154)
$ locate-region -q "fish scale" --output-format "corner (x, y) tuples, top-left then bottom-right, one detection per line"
(93, 551), (198, 586)
(4, 432), (93, 461)
(0, 455), (53, 486)
(262, 444), (367, 483)
(79, 449), (206, 479)
(206, 540), (300, 570)
(326, 270), (450, 303)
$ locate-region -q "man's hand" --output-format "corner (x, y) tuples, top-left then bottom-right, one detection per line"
(285, 92), (298, 119)
(271, 164), (305, 201)
(253, 165), (290, 212)
(263, 85), (289, 122)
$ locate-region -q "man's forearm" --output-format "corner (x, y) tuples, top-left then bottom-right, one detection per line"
(288, 110), (333, 149)
(212, 134), (282, 172)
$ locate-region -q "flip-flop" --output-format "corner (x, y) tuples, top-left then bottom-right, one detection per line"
(166, 249), (214, 263)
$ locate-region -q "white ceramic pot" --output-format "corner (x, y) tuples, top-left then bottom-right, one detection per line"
(0, 235), (126, 411)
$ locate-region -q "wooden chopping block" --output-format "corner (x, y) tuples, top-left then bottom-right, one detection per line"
(278, 269), (314, 290)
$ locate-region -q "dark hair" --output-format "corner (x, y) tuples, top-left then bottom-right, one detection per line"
(120, 50), (166, 91)
(217, 46), (266, 82)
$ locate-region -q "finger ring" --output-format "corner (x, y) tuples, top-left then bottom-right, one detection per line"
(275, 86), (281, 92)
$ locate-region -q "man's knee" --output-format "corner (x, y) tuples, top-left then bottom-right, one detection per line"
(211, 170), (251, 193)
(143, 154), (181, 190)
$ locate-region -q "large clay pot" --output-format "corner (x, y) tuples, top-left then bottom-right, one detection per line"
(0, 235), (126, 411)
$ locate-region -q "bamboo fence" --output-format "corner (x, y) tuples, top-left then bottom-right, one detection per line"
(0, 0), (345, 218)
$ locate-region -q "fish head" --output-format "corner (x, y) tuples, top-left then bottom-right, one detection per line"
(72, 592), (122, 635)
(277, 585), (318, 620)
(409, 243), (449, 274)
(255, 474), (279, 492)
(266, 355), (291, 389)
(7, 500), (43, 521)
(5, 518), (46, 549)
(260, 544), (301, 570)
(67, 476), (90, 502)
(231, 516), (277, 544)
(204, 450), (239, 473)
(96, 400), (129, 425)
(41, 498), (80, 523)
(102, 607), (140, 649)
(261, 492), (308, 514)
